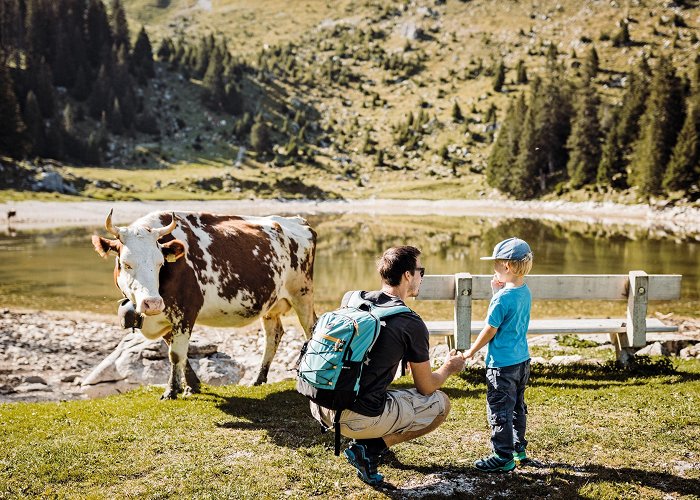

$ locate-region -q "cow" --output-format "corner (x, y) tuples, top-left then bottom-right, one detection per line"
(91, 209), (317, 400)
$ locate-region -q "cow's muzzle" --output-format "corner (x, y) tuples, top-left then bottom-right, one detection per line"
(140, 297), (165, 316)
(118, 298), (144, 330)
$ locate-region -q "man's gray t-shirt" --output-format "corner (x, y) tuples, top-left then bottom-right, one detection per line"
(344, 291), (431, 417)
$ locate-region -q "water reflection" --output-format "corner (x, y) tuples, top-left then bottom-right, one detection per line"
(0, 215), (697, 317)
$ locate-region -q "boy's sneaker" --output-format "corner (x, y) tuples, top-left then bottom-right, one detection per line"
(513, 450), (529, 464)
(344, 442), (384, 485)
(474, 453), (516, 473)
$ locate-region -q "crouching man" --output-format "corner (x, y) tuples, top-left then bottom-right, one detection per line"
(309, 246), (466, 485)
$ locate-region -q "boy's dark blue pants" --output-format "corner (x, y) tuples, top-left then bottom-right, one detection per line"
(485, 359), (530, 459)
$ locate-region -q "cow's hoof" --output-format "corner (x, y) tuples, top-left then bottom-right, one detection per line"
(160, 390), (178, 400)
(182, 387), (194, 397)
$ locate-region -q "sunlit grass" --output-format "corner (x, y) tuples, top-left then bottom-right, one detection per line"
(2, 359), (699, 498)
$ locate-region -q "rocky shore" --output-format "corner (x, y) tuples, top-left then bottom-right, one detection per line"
(1, 308), (699, 404)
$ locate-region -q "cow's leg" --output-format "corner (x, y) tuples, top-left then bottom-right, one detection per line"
(289, 290), (317, 340)
(161, 331), (190, 400)
(162, 334), (200, 395)
(254, 302), (289, 385)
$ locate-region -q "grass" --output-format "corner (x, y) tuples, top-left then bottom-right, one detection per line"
(2, 359), (699, 499)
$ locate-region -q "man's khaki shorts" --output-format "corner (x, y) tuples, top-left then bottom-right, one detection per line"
(310, 389), (448, 440)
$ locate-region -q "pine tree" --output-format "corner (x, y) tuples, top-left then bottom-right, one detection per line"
(597, 111), (626, 187)
(566, 81), (602, 188)
(85, 0), (112, 68)
(492, 60), (506, 92)
(71, 65), (91, 101)
(663, 98), (700, 192)
(612, 20), (631, 47)
(0, 62), (27, 158)
(515, 59), (528, 84)
(631, 55), (685, 196)
(487, 93), (527, 194)
(202, 47), (225, 109)
(451, 101), (463, 122)
(616, 66), (651, 155)
(32, 57), (57, 119)
(110, 0), (130, 52)
(157, 37), (173, 62)
(582, 46), (599, 81)
(23, 91), (45, 157)
(132, 26), (155, 82)
(250, 115), (270, 154)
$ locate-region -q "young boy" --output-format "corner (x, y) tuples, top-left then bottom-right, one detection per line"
(463, 237), (533, 472)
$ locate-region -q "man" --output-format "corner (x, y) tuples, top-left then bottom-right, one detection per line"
(309, 245), (467, 485)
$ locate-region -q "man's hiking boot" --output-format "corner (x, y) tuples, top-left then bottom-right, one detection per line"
(344, 442), (384, 485)
(474, 453), (516, 473)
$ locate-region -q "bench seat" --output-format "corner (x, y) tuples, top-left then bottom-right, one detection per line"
(426, 317), (679, 337)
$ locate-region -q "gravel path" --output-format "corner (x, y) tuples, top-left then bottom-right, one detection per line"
(2, 198), (699, 235)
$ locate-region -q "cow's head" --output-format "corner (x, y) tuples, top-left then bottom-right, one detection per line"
(91, 210), (186, 316)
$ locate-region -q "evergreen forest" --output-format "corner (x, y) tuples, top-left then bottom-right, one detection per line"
(1, 0), (699, 201)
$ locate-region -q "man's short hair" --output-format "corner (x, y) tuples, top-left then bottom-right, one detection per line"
(377, 246), (421, 286)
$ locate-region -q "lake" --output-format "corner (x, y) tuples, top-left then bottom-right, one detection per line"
(0, 213), (697, 320)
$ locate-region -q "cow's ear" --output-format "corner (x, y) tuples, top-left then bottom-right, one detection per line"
(162, 239), (186, 263)
(92, 235), (121, 258)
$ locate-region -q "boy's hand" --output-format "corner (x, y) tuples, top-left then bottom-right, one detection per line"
(491, 274), (505, 294)
(462, 349), (474, 359)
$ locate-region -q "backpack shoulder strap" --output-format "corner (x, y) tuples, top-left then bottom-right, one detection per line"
(345, 291), (412, 319)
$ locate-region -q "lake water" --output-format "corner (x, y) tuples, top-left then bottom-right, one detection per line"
(0, 214), (697, 320)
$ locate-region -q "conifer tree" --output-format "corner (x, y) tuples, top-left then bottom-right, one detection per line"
(663, 98), (700, 192)
(487, 95), (528, 193)
(0, 62), (27, 158)
(157, 37), (173, 62)
(451, 101), (463, 122)
(23, 91), (45, 157)
(44, 119), (65, 160)
(52, 26), (77, 88)
(597, 111), (626, 187)
(566, 81), (602, 188)
(132, 26), (155, 82)
(88, 65), (114, 118)
(631, 55), (685, 195)
(492, 60), (505, 92)
(86, 0), (112, 68)
(31, 57), (57, 119)
(250, 114), (270, 154)
(512, 95), (544, 199)
(71, 65), (91, 101)
(202, 47), (225, 109)
(515, 59), (528, 84)
(110, 0), (130, 52)
(582, 46), (599, 81)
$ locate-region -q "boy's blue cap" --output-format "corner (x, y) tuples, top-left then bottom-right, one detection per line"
(480, 237), (533, 261)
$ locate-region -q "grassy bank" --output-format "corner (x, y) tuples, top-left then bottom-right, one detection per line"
(2, 359), (699, 499)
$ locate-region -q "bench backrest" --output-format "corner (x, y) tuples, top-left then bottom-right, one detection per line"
(416, 271), (682, 350)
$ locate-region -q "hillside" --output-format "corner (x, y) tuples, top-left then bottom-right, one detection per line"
(2, 0), (700, 202)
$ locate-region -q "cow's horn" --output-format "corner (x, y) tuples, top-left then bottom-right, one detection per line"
(156, 213), (177, 238)
(105, 209), (120, 237)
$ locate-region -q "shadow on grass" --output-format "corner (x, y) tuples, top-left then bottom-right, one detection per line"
(380, 460), (700, 498)
(458, 362), (700, 390)
(208, 382), (481, 452)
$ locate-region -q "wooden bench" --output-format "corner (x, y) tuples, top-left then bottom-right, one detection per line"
(416, 271), (682, 362)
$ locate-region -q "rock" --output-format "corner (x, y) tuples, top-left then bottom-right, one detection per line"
(635, 342), (669, 357)
(15, 382), (52, 393)
(549, 355), (584, 365)
(679, 343), (700, 359)
(23, 375), (48, 384)
(81, 331), (245, 399)
(530, 356), (547, 365)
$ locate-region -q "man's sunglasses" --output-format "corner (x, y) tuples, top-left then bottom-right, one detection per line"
(414, 267), (425, 277)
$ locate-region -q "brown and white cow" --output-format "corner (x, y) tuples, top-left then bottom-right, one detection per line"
(91, 209), (317, 399)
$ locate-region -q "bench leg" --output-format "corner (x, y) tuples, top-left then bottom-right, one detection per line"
(609, 332), (636, 366)
(447, 335), (455, 350)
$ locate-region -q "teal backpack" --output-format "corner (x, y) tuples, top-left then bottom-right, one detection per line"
(296, 291), (411, 455)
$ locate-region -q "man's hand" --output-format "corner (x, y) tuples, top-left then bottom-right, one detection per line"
(443, 349), (466, 374)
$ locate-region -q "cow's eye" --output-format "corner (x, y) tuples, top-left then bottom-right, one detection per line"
(123, 262), (133, 270)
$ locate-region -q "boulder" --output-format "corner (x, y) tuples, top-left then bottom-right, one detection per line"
(635, 342), (669, 357)
(679, 343), (700, 359)
(81, 332), (245, 398)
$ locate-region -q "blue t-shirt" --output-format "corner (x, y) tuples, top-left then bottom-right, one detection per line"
(485, 284), (531, 368)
